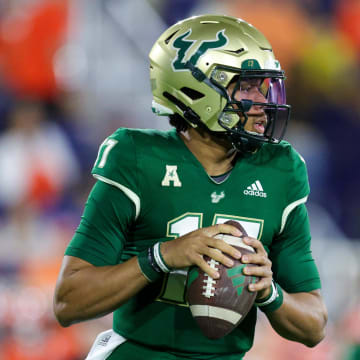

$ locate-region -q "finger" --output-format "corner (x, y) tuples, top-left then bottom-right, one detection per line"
(248, 277), (272, 292)
(243, 264), (272, 279)
(203, 247), (234, 268)
(243, 237), (266, 254)
(194, 256), (220, 279)
(206, 237), (242, 259)
(203, 223), (242, 238)
(242, 253), (271, 266)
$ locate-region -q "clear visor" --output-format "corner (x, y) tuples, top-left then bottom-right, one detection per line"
(229, 77), (286, 105)
(267, 77), (286, 104)
(263, 104), (289, 143)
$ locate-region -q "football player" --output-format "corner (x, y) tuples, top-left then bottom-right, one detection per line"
(54, 15), (327, 360)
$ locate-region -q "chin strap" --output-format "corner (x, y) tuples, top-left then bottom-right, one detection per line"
(227, 132), (263, 155)
(218, 113), (262, 154)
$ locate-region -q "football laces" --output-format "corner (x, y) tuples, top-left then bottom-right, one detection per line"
(202, 258), (219, 298)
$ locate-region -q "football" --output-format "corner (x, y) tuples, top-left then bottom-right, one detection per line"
(186, 220), (258, 339)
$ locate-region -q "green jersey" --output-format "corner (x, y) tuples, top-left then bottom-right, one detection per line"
(65, 128), (320, 357)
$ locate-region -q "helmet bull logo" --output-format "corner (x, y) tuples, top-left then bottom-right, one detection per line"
(172, 29), (228, 71)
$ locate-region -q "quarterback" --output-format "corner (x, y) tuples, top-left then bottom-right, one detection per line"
(54, 15), (327, 359)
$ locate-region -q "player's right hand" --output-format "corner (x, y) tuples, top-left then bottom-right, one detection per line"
(160, 224), (243, 279)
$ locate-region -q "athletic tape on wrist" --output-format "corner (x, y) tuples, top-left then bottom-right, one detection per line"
(137, 248), (162, 283)
(153, 242), (172, 273)
(255, 281), (284, 313)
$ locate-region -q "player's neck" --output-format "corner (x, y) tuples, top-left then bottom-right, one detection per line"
(179, 128), (237, 176)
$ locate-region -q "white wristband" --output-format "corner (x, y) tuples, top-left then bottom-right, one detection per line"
(153, 242), (171, 273)
(255, 281), (278, 307)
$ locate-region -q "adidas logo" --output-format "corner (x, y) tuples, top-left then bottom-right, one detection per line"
(243, 180), (267, 198)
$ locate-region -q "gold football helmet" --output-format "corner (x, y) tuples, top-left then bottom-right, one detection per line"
(149, 14), (290, 152)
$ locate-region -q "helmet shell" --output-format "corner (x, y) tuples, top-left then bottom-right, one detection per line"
(149, 15), (282, 132)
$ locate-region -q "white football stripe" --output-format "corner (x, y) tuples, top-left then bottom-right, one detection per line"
(214, 234), (255, 253)
(189, 305), (242, 325)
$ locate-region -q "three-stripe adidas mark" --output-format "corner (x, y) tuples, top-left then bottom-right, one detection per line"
(243, 180), (267, 198)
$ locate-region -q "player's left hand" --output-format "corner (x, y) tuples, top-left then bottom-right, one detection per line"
(241, 237), (273, 300)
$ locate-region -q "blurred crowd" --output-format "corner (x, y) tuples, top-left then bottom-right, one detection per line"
(0, 0), (359, 359)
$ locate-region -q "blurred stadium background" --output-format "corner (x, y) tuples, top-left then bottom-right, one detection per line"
(0, 0), (359, 359)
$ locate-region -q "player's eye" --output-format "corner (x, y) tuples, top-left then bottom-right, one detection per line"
(239, 83), (251, 92)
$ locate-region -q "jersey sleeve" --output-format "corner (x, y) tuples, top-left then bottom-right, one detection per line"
(278, 145), (310, 234)
(287, 146), (309, 201)
(64, 178), (136, 266)
(270, 203), (321, 293)
(91, 128), (141, 219)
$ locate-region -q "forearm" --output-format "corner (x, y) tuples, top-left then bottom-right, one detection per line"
(265, 289), (328, 347)
(54, 256), (149, 327)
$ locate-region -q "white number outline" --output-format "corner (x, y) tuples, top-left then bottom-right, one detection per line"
(95, 138), (118, 169)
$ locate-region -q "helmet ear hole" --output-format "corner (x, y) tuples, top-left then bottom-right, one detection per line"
(180, 87), (205, 100)
(163, 91), (201, 126)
